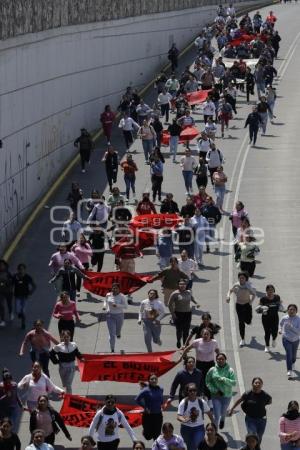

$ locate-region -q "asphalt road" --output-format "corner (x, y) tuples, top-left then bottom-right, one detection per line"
(2, 2), (300, 449)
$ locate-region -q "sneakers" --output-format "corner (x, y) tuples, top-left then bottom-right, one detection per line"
(239, 339), (245, 347)
(272, 339), (277, 348)
(0, 321), (5, 327)
(264, 346), (270, 353)
(287, 371), (292, 379)
(219, 419), (225, 430)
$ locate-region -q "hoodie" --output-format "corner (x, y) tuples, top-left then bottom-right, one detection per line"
(205, 363), (236, 397)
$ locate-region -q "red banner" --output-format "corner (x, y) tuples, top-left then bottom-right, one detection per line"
(185, 90), (211, 105)
(161, 126), (200, 145)
(83, 271), (153, 296)
(229, 33), (268, 47)
(60, 394), (143, 428)
(78, 351), (178, 382)
(130, 213), (181, 229)
(111, 228), (156, 257)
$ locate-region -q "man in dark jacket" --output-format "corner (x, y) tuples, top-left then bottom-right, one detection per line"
(74, 128), (93, 173)
(167, 356), (203, 403)
(160, 193), (179, 214)
(244, 106), (262, 146)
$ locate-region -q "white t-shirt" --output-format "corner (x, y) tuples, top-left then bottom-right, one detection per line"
(192, 338), (218, 362)
(178, 398), (210, 427)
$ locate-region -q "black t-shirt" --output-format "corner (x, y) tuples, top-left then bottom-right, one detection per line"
(191, 322), (221, 339)
(12, 274), (34, 297)
(0, 434), (21, 450)
(177, 227), (194, 243)
(260, 295), (281, 318)
(198, 436), (227, 450)
(241, 390), (272, 418)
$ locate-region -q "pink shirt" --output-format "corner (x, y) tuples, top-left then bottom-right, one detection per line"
(49, 251), (84, 273)
(192, 338), (218, 362)
(279, 416), (300, 444)
(231, 208), (248, 229)
(71, 243), (92, 264)
(53, 301), (80, 321)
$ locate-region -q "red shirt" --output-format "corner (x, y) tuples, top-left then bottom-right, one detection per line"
(53, 301), (80, 321)
(100, 111), (116, 128)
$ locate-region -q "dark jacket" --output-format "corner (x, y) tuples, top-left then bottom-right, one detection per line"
(74, 133), (93, 152)
(105, 151), (118, 173)
(169, 368), (203, 400)
(30, 406), (71, 439)
(244, 112), (262, 129)
(200, 204), (222, 225)
(160, 200), (179, 214)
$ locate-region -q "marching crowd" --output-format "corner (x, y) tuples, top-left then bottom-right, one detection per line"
(1, 4), (300, 450)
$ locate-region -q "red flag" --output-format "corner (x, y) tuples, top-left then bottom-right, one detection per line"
(130, 213), (181, 229)
(60, 394), (143, 428)
(83, 271), (153, 296)
(161, 127), (200, 145)
(111, 228), (156, 257)
(78, 351), (178, 382)
(185, 90), (211, 105)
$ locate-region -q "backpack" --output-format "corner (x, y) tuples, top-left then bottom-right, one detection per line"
(183, 398), (204, 420)
(95, 408), (122, 431)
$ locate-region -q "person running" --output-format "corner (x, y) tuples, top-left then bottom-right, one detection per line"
(229, 202), (248, 237)
(89, 394), (137, 450)
(239, 434), (260, 450)
(17, 362), (63, 412)
(168, 279), (199, 349)
(244, 106), (262, 147)
(0, 370), (22, 431)
(100, 105), (116, 144)
(257, 96), (273, 135)
(135, 374), (164, 441)
(182, 328), (219, 404)
(238, 233), (260, 277)
(256, 284), (285, 352)
(191, 208), (209, 268)
(212, 166), (227, 213)
(138, 289), (165, 352)
(152, 422), (185, 450)
(206, 144), (224, 185)
(89, 226), (106, 272)
(279, 304), (300, 379)
(29, 394), (72, 445)
(120, 154), (138, 201)
(118, 111), (140, 151)
(228, 377), (272, 444)
(49, 329), (84, 393)
(167, 356), (203, 404)
(168, 119), (182, 163)
(48, 244), (84, 277)
(150, 154), (164, 202)
(19, 319), (59, 377)
(226, 272), (256, 347)
(151, 257), (188, 307)
(177, 382), (213, 450)
(104, 146), (119, 192)
(52, 292), (80, 340)
(12, 263), (36, 329)
(198, 423), (228, 450)
(178, 250), (197, 290)
(206, 353), (236, 431)
(138, 119), (156, 164)
(25, 429), (54, 450)
(180, 149), (197, 195)
(102, 283), (127, 353)
(279, 401), (300, 450)
(0, 260), (13, 326)
(185, 313), (221, 346)
(74, 128), (93, 173)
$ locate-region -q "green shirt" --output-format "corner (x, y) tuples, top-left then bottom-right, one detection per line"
(159, 267), (188, 289)
(205, 363), (236, 398)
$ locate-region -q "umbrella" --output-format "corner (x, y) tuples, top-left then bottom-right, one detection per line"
(161, 126), (200, 146)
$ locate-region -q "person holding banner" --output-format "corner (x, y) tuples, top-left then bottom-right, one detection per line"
(138, 289), (165, 352)
(89, 394), (137, 450)
(102, 283), (127, 353)
(135, 374), (164, 441)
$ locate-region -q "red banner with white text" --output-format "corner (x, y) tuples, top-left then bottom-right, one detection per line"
(60, 394), (143, 428)
(130, 213), (182, 229)
(78, 351), (178, 382)
(83, 271), (154, 296)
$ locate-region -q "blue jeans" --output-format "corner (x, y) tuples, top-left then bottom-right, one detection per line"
(259, 111), (268, 134)
(180, 424), (205, 450)
(142, 139), (153, 162)
(182, 170), (193, 192)
(170, 135), (179, 160)
(15, 297), (27, 315)
(282, 337), (299, 370)
(281, 444), (300, 450)
(245, 416), (267, 443)
(214, 185), (226, 209)
(212, 396), (231, 429)
(257, 81), (265, 98)
(124, 174), (136, 198)
(142, 319), (162, 352)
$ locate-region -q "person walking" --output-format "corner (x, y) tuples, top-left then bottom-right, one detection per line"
(120, 154), (138, 201)
(0, 417), (21, 450)
(100, 105), (116, 144)
(279, 401), (300, 450)
(180, 149), (197, 195)
(206, 144), (224, 185)
(52, 291), (81, 340)
(257, 96), (273, 135)
(156, 229), (174, 270)
(104, 146), (119, 192)
(0, 260), (13, 326)
(228, 377), (271, 444)
(0, 370), (22, 431)
(256, 284), (285, 352)
(19, 319), (59, 377)
(102, 283), (127, 353)
(89, 395), (137, 450)
(29, 395), (72, 445)
(279, 304), (300, 379)
(168, 44), (179, 72)
(226, 272), (256, 347)
(74, 128), (93, 173)
(194, 157), (208, 189)
(245, 67), (255, 104)
(178, 250), (197, 290)
(177, 382), (213, 450)
(138, 289), (165, 352)
(25, 429), (54, 450)
(157, 88), (172, 123)
(49, 329), (84, 393)
(150, 154), (164, 202)
(191, 208), (209, 268)
(168, 119), (182, 163)
(212, 166), (227, 213)
(167, 357), (203, 404)
(138, 120), (156, 164)
(12, 263), (36, 329)
(218, 98), (233, 138)
(206, 353), (236, 430)
(168, 279), (199, 349)
(135, 374), (164, 441)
